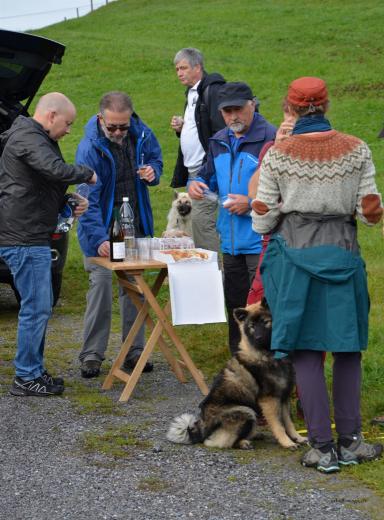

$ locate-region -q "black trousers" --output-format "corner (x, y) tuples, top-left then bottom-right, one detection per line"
(222, 253), (260, 355)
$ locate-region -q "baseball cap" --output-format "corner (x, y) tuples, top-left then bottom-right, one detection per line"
(217, 82), (254, 110)
(287, 77), (328, 107)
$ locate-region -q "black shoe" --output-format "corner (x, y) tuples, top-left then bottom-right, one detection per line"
(41, 370), (64, 386)
(80, 360), (101, 379)
(121, 355), (153, 373)
(10, 376), (64, 397)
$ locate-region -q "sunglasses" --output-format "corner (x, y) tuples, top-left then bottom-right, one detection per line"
(104, 123), (130, 133)
(99, 115), (130, 133)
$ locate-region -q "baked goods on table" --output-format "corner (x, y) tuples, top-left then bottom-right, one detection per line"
(162, 249), (209, 262)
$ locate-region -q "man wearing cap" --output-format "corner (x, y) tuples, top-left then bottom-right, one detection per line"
(170, 48), (226, 252)
(188, 81), (276, 354)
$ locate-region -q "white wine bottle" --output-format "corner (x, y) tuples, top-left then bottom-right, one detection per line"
(109, 207), (125, 262)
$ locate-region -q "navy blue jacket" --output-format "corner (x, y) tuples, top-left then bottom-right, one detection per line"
(194, 113), (276, 255)
(76, 114), (162, 257)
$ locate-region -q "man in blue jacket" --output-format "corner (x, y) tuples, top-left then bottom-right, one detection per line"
(188, 82), (276, 354)
(76, 91), (162, 378)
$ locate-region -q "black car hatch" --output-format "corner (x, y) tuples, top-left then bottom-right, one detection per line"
(0, 30), (65, 132)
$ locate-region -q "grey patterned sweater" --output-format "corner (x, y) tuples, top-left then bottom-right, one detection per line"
(251, 130), (383, 234)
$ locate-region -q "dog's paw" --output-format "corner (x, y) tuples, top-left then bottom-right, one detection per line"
(293, 435), (308, 445)
(238, 439), (253, 450)
(280, 439), (299, 450)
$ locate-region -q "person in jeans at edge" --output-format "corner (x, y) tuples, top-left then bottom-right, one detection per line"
(170, 47), (226, 252)
(76, 91), (162, 378)
(0, 92), (96, 397)
(252, 76), (383, 472)
(188, 82), (276, 354)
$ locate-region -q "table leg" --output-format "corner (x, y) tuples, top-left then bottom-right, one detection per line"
(120, 283), (186, 384)
(102, 270), (163, 390)
(135, 276), (209, 396)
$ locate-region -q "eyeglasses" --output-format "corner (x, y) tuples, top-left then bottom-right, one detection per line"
(104, 123), (130, 133)
(99, 115), (130, 133)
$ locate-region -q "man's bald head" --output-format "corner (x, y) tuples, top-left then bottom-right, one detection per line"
(34, 92), (75, 116)
(33, 92), (76, 141)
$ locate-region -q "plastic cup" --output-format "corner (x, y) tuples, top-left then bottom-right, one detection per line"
(138, 164), (149, 179)
(137, 238), (151, 260)
(221, 196), (232, 208)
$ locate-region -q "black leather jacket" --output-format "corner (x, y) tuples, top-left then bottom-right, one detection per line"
(0, 116), (93, 246)
(170, 71), (226, 188)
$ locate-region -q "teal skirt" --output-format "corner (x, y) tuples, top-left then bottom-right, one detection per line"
(260, 235), (369, 355)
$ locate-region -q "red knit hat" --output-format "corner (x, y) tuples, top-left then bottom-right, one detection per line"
(287, 77), (328, 107)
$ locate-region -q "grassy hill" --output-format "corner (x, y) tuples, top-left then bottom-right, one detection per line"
(14, 0), (384, 491)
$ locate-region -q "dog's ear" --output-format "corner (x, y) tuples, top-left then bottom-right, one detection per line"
(173, 190), (179, 200)
(260, 297), (269, 311)
(233, 307), (248, 324)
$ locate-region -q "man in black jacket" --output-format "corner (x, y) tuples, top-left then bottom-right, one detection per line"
(0, 92), (96, 397)
(170, 48), (225, 252)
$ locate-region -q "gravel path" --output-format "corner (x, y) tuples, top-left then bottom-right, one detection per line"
(0, 288), (381, 520)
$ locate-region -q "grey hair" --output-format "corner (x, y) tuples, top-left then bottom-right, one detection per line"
(99, 91), (133, 115)
(174, 48), (204, 68)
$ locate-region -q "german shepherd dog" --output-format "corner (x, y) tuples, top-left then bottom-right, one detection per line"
(162, 191), (193, 238)
(167, 300), (307, 450)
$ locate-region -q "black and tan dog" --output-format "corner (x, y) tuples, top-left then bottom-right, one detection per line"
(167, 299), (307, 450)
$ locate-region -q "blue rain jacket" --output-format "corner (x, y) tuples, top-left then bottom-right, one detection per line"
(76, 114), (162, 257)
(193, 113), (276, 255)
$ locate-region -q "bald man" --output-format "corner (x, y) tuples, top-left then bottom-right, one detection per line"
(0, 92), (96, 397)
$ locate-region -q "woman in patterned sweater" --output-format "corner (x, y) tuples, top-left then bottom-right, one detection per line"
(252, 77), (383, 473)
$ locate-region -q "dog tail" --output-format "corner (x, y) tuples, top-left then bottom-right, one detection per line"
(166, 413), (200, 444)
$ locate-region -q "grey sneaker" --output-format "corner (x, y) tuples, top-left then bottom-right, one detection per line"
(301, 444), (340, 473)
(338, 435), (383, 465)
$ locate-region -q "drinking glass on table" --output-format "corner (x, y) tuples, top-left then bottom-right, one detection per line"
(137, 238), (151, 260)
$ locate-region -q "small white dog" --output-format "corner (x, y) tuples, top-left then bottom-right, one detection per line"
(162, 191), (193, 238)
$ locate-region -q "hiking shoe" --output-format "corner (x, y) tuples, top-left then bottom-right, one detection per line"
(10, 376), (64, 397)
(41, 370), (64, 386)
(338, 434), (383, 465)
(371, 416), (384, 427)
(80, 360), (101, 379)
(121, 355), (153, 373)
(301, 444), (340, 473)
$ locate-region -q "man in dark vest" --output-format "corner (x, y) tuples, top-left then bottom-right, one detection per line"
(170, 48), (225, 252)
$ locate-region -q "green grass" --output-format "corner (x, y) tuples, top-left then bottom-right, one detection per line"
(0, 0), (383, 499)
(81, 424), (152, 458)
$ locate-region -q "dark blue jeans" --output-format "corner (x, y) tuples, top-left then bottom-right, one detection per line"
(0, 246), (52, 380)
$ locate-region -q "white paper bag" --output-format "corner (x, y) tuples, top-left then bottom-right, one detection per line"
(167, 263), (226, 325)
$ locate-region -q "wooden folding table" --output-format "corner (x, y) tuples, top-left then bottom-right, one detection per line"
(90, 257), (209, 402)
